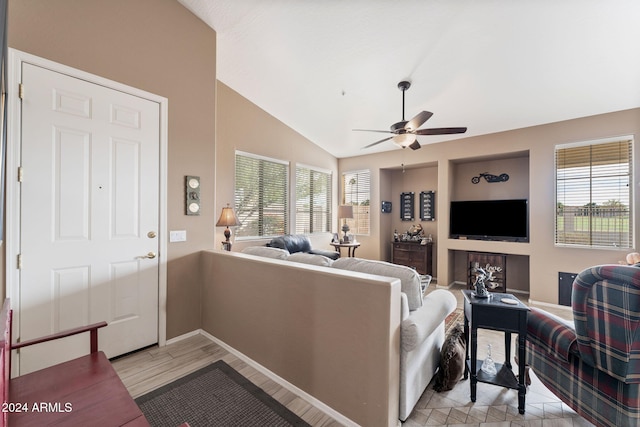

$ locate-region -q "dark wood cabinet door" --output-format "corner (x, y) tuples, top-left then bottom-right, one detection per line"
(391, 242), (432, 275)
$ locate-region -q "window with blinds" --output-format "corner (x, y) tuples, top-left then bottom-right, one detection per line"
(295, 165), (332, 234)
(235, 152), (288, 239)
(555, 137), (633, 248)
(342, 170), (370, 235)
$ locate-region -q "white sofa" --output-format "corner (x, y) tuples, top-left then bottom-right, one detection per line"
(240, 246), (457, 421)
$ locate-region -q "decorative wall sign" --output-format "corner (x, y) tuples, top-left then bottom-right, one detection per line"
(381, 201), (392, 213)
(420, 191), (435, 221)
(471, 172), (510, 184)
(185, 175), (201, 215)
(400, 192), (414, 221)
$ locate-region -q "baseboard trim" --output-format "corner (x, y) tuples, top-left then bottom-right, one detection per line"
(197, 329), (360, 427)
(437, 281), (530, 298)
(164, 329), (202, 346)
(436, 280), (465, 289)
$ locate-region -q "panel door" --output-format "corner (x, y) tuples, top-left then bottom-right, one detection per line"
(18, 63), (160, 374)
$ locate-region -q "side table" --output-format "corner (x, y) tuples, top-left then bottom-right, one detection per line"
(461, 290), (530, 414)
(330, 242), (361, 257)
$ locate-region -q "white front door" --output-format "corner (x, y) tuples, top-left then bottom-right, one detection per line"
(17, 62), (160, 374)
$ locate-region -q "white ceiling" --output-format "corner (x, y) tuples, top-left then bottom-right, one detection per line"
(178, 0), (640, 158)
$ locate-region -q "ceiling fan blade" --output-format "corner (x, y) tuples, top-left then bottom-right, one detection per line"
(415, 127), (467, 135)
(363, 136), (393, 149)
(409, 140), (421, 150)
(405, 111), (433, 131)
(353, 129), (394, 134)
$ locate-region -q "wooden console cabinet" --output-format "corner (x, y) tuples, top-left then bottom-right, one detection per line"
(391, 241), (433, 275)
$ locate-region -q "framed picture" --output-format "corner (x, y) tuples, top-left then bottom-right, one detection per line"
(400, 192), (414, 221)
(420, 191), (435, 221)
(381, 201), (392, 213)
(331, 233), (339, 243)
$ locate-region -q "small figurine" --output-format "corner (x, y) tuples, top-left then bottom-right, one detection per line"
(393, 229), (399, 242)
(407, 224), (424, 237)
(473, 267), (490, 298)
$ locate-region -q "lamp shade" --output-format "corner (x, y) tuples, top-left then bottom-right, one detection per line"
(338, 205), (354, 219)
(216, 205), (241, 227)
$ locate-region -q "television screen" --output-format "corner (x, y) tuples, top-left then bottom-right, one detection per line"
(449, 199), (528, 242)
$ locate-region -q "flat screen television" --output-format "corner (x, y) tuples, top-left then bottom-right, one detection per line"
(449, 199), (529, 242)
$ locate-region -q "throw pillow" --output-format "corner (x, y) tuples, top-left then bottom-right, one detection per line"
(433, 323), (466, 392)
(287, 252), (334, 267)
(332, 258), (423, 311)
(241, 246), (290, 260)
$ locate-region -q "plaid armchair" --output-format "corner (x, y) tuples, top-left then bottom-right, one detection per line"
(526, 264), (640, 427)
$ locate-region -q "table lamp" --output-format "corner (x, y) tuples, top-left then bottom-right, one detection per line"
(216, 204), (241, 251)
(338, 205), (354, 243)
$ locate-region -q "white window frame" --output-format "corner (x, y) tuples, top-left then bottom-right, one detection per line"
(341, 169), (371, 236)
(234, 150), (289, 240)
(295, 163), (332, 234)
(554, 136), (634, 249)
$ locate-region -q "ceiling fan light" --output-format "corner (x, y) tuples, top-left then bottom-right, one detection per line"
(392, 133), (415, 148)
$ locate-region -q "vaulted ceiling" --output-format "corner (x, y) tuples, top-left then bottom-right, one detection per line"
(179, 0), (640, 158)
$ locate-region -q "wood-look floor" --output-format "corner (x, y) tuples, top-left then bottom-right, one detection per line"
(112, 333), (343, 426)
(112, 284), (594, 427)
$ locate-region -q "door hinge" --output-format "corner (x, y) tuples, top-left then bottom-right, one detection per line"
(17, 254), (22, 269)
(18, 83), (24, 100)
(18, 166), (23, 182)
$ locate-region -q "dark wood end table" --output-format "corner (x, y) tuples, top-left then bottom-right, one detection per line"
(461, 290), (530, 414)
(330, 242), (361, 257)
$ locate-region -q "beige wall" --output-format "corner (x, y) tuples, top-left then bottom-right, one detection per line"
(215, 82), (339, 251)
(8, 0), (217, 339)
(201, 250), (401, 427)
(6, 0), (639, 345)
(339, 108), (640, 303)
(387, 164), (439, 272)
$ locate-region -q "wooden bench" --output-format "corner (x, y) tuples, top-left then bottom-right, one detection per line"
(1, 299), (150, 426)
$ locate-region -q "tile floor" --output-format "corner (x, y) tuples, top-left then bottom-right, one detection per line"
(402, 284), (594, 426)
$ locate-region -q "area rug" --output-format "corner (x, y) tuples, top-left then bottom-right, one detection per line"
(135, 360), (310, 427)
(445, 308), (464, 336)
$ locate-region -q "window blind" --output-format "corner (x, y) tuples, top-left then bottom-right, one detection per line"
(295, 165), (332, 234)
(555, 138), (633, 248)
(342, 170), (371, 235)
(235, 152), (288, 239)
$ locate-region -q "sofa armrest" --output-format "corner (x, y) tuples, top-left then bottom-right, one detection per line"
(400, 293), (410, 321)
(527, 307), (577, 362)
(308, 248), (340, 260)
(268, 234), (311, 253)
(401, 289), (456, 352)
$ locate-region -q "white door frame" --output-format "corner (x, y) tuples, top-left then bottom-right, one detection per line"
(5, 49), (168, 348)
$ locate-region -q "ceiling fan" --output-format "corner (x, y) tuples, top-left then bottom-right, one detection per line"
(354, 81), (467, 150)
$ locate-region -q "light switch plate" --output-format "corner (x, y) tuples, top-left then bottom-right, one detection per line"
(170, 230), (187, 242)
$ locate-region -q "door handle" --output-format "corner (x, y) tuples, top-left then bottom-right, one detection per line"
(140, 252), (156, 259)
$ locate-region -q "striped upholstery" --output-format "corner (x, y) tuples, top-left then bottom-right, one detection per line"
(526, 264), (640, 427)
